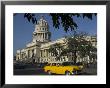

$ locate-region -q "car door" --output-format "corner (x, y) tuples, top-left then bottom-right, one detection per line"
(56, 65), (65, 74)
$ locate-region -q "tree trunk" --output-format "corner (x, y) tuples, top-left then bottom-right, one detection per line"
(74, 51), (77, 64)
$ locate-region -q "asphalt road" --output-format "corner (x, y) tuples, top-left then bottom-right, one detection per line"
(14, 67), (97, 75)
(14, 68), (48, 75)
(14, 62), (97, 75)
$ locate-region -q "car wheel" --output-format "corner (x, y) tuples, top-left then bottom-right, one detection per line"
(65, 71), (71, 75)
(47, 70), (52, 75)
(75, 70), (78, 75)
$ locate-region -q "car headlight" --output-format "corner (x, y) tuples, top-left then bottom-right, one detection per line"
(79, 66), (83, 69)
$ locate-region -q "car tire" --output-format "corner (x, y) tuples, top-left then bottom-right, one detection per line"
(75, 70), (78, 75)
(47, 70), (52, 75)
(65, 71), (71, 75)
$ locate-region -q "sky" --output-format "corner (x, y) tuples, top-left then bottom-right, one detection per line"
(13, 13), (97, 55)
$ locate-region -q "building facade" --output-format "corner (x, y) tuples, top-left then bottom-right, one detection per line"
(16, 17), (97, 64)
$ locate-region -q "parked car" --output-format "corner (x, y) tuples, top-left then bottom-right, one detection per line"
(37, 62), (48, 68)
(43, 62), (83, 75)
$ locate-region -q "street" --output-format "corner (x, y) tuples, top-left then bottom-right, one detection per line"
(14, 68), (48, 75)
(14, 66), (97, 75)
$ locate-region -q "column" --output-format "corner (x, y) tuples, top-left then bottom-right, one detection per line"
(30, 50), (32, 58)
(28, 50), (29, 58)
(45, 33), (46, 40)
(43, 33), (44, 40)
(42, 50), (43, 57)
(47, 50), (49, 62)
(40, 33), (41, 39)
(41, 33), (42, 39)
(19, 52), (21, 59)
(47, 50), (48, 57)
(46, 33), (47, 39)
(44, 49), (45, 57)
(38, 33), (40, 40)
(45, 33), (46, 39)
(47, 34), (48, 39)
(43, 50), (45, 57)
(40, 50), (42, 57)
(41, 50), (43, 57)
(34, 49), (36, 56)
(49, 52), (51, 57)
(36, 33), (38, 40)
(42, 33), (43, 39)
(44, 33), (45, 40)
(25, 50), (28, 60)
(48, 50), (50, 57)
(23, 53), (24, 59)
(40, 33), (41, 38)
(37, 33), (38, 40)
(45, 49), (46, 57)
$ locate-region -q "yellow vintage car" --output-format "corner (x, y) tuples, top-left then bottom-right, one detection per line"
(44, 62), (83, 75)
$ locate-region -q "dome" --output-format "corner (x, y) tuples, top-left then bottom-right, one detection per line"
(37, 16), (48, 26)
(33, 16), (51, 43)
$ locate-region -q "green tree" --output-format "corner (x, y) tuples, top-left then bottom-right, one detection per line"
(48, 43), (64, 61)
(65, 31), (97, 64)
(48, 31), (97, 64)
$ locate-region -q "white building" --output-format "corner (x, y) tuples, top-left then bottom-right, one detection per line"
(16, 16), (97, 64)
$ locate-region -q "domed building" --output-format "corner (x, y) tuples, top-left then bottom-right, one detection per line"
(32, 16), (51, 43)
(16, 16), (52, 63)
(16, 16), (97, 64)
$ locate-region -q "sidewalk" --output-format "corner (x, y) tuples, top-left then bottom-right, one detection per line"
(82, 65), (97, 75)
